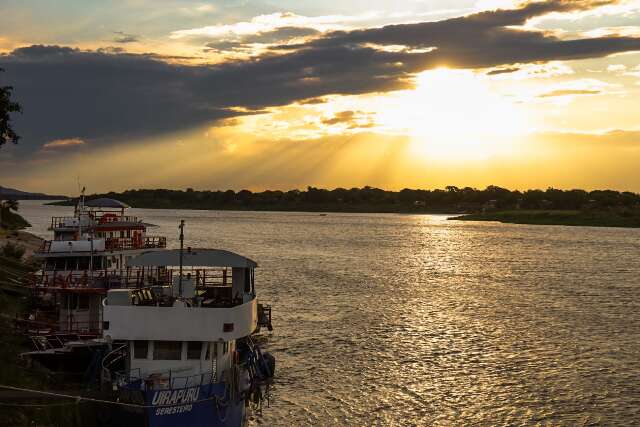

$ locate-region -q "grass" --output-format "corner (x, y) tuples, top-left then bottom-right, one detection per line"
(0, 255), (110, 426)
(0, 255), (55, 425)
(449, 209), (640, 228)
(0, 209), (31, 230)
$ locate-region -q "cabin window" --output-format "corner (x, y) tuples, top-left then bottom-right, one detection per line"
(244, 268), (251, 293)
(77, 294), (90, 310)
(187, 342), (202, 360)
(120, 231), (125, 238)
(126, 230), (131, 238)
(133, 341), (148, 359)
(77, 258), (90, 270)
(222, 342), (228, 354)
(153, 341), (182, 360)
(92, 257), (102, 270)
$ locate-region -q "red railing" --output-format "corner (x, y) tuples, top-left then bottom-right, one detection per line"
(49, 215), (141, 229)
(105, 236), (166, 250)
(37, 236), (166, 253)
(34, 267), (233, 292)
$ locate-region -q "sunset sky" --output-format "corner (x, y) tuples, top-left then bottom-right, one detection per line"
(1, 0), (639, 194)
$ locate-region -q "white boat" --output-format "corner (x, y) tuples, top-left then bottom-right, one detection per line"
(26, 195), (167, 338)
(99, 223), (274, 426)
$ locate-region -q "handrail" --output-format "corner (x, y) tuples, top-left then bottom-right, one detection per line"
(37, 236), (166, 253)
(102, 343), (128, 371)
(35, 267), (234, 291)
(116, 368), (221, 390)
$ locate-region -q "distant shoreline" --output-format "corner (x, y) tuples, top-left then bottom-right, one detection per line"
(43, 186), (640, 227)
(46, 199), (464, 215)
(44, 200), (640, 228)
(449, 210), (640, 228)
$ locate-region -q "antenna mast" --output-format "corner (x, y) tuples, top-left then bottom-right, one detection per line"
(178, 220), (185, 297)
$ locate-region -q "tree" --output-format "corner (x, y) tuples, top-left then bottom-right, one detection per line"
(0, 199), (19, 229)
(0, 68), (22, 148)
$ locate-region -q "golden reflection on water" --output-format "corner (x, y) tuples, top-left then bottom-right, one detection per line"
(20, 202), (640, 426)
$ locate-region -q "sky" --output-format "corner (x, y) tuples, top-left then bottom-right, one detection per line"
(1, 0), (640, 194)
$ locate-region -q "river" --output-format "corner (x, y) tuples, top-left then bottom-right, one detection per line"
(18, 200), (640, 425)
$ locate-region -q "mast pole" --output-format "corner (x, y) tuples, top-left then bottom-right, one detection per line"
(178, 220), (185, 297)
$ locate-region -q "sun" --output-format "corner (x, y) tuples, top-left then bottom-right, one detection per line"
(376, 68), (528, 161)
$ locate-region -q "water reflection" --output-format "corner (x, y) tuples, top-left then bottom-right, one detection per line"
(19, 202), (640, 425)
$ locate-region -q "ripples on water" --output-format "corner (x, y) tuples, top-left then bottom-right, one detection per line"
(21, 201), (640, 425)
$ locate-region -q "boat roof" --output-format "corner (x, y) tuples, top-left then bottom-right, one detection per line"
(85, 198), (130, 208)
(127, 249), (258, 268)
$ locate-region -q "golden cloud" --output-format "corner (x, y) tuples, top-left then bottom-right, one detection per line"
(42, 138), (86, 149)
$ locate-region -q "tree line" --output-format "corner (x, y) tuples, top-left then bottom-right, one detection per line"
(57, 186), (640, 213)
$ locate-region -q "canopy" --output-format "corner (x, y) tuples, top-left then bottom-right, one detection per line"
(85, 198), (130, 208)
(127, 249), (258, 268)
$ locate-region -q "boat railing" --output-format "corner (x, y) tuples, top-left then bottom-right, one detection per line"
(116, 368), (220, 391)
(49, 216), (82, 229)
(38, 240), (52, 253)
(105, 236), (167, 250)
(37, 236), (166, 253)
(34, 267), (237, 295)
(14, 316), (103, 336)
(49, 215), (142, 230)
(35, 268), (163, 290)
(94, 213), (139, 224)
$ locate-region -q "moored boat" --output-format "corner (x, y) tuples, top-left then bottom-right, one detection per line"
(23, 195), (167, 340)
(100, 237), (275, 426)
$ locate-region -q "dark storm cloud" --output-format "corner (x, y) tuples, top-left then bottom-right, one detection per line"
(0, 45), (239, 153)
(1, 0), (639, 155)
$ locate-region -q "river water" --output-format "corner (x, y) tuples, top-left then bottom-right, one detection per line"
(19, 201), (640, 426)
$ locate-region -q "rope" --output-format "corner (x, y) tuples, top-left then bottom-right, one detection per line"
(0, 401), (81, 408)
(0, 384), (231, 409)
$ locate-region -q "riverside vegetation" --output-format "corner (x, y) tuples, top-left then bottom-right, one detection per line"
(0, 203), (85, 426)
(50, 186), (640, 228)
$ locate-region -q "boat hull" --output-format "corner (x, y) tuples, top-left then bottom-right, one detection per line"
(123, 382), (246, 427)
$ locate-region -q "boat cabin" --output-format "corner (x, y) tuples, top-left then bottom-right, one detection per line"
(30, 198), (167, 336)
(103, 249), (259, 382)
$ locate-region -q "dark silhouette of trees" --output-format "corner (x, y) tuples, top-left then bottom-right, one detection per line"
(0, 68), (22, 148)
(0, 198), (22, 229)
(55, 186), (640, 213)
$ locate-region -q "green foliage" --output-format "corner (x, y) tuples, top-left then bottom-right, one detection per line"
(0, 205), (30, 230)
(50, 186), (640, 214)
(1, 241), (26, 259)
(451, 209), (640, 228)
(0, 67), (22, 148)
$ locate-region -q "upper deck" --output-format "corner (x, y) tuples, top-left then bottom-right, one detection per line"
(36, 236), (166, 255)
(49, 214), (142, 230)
(102, 249), (260, 341)
(36, 197), (165, 258)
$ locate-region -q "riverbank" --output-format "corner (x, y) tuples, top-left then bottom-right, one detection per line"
(0, 231), (109, 426)
(0, 229), (43, 257)
(0, 242), (55, 425)
(449, 210), (640, 228)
